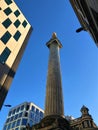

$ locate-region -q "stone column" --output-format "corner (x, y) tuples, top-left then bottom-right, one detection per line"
(44, 33), (64, 117)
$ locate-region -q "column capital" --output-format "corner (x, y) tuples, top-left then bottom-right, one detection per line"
(46, 33), (62, 48)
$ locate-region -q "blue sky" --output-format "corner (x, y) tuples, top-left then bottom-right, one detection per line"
(1, 0), (98, 129)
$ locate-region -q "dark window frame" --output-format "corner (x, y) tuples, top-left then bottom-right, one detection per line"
(5, 0), (12, 5)
(1, 31), (11, 44)
(14, 19), (21, 28)
(2, 18), (12, 28)
(22, 20), (27, 28)
(4, 7), (12, 16)
(13, 31), (21, 41)
(14, 10), (20, 17)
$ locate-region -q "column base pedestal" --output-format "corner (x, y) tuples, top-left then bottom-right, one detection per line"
(31, 115), (72, 130)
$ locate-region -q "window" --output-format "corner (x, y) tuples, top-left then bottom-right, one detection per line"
(12, 109), (16, 115)
(16, 107), (20, 113)
(22, 118), (27, 126)
(14, 10), (20, 17)
(6, 118), (10, 123)
(1, 31), (11, 44)
(35, 116), (39, 123)
(29, 112), (35, 119)
(12, 121), (16, 128)
(10, 116), (14, 121)
(7, 123), (11, 129)
(21, 105), (24, 111)
(13, 31), (21, 41)
(5, 0), (12, 5)
(3, 125), (7, 130)
(22, 20), (27, 28)
(40, 111), (44, 118)
(16, 119), (21, 126)
(14, 114), (18, 120)
(31, 106), (35, 112)
(15, 128), (19, 130)
(4, 7), (12, 16)
(0, 47), (11, 64)
(2, 18), (12, 28)
(36, 109), (39, 114)
(18, 112), (23, 118)
(29, 120), (33, 127)
(26, 105), (29, 111)
(24, 112), (28, 117)
(8, 111), (12, 117)
(29, 112), (32, 118)
(14, 19), (21, 28)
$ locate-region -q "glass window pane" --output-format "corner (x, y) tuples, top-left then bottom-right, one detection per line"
(29, 112), (35, 119)
(5, 0), (12, 5)
(24, 112), (28, 117)
(14, 19), (21, 28)
(3, 125), (7, 130)
(40, 111), (44, 118)
(7, 123), (11, 129)
(4, 7), (12, 15)
(12, 121), (16, 128)
(13, 31), (21, 41)
(22, 118), (27, 126)
(14, 10), (20, 17)
(8, 111), (12, 117)
(16, 107), (20, 113)
(29, 120), (33, 127)
(1, 31), (11, 44)
(6, 118), (10, 123)
(10, 116), (14, 121)
(12, 109), (16, 115)
(0, 47), (11, 64)
(21, 105), (24, 111)
(22, 20), (27, 28)
(16, 119), (21, 126)
(36, 109), (39, 114)
(19, 112), (23, 118)
(2, 18), (12, 28)
(26, 105), (29, 111)
(15, 127), (19, 130)
(31, 106), (35, 112)
(14, 114), (18, 120)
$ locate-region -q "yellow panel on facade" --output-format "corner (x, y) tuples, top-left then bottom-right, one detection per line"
(8, 13), (18, 23)
(8, 24), (18, 35)
(10, 2), (18, 12)
(0, 0), (8, 10)
(6, 38), (17, 52)
(0, 42), (5, 55)
(0, 11), (7, 23)
(0, 23), (6, 36)
(6, 53), (16, 67)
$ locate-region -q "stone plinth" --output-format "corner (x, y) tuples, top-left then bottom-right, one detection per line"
(31, 115), (71, 130)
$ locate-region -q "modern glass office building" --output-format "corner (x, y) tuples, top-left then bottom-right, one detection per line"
(0, 0), (32, 109)
(3, 102), (44, 130)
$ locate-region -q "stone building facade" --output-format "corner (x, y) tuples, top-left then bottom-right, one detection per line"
(69, 106), (97, 130)
(69, 0), (98, 46)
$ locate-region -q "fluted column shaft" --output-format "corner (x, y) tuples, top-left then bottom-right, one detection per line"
(44, 41), (64, 117)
